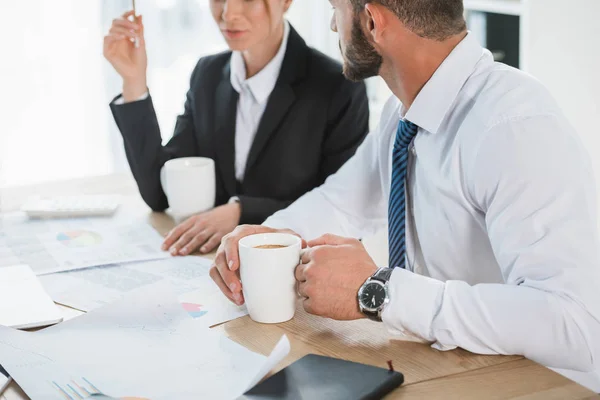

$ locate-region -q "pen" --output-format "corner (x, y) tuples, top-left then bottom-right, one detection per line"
(132, 0), (139, 48)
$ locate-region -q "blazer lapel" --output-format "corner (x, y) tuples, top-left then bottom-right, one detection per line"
(244, 25), (308, 173)
(214, 63), (239, 196)
(244, 85), (295, 171)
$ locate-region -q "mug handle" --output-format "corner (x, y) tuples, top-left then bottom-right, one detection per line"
(299, 248), (308, 263)
(160, 166), (168, 196)
(296, 248), (309, 299)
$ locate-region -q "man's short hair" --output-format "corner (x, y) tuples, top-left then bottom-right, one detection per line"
(350, 0), (467, 40)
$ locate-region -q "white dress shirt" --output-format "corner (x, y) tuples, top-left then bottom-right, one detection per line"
(115, 22), (290, 183)
(264, 33), (600, 390)
(230, 21), (290, 182)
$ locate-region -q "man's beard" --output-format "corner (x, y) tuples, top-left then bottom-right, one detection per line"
(342, 17), (383, 82)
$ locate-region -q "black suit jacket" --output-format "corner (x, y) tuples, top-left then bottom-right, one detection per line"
(110, 26), (369, 224)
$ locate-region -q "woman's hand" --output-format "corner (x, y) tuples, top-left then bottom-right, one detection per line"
(162, 203), (242, 256)
(103, 10), (148, 101)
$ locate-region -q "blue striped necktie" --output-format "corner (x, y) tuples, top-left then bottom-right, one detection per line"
(388, 119), (419, 269)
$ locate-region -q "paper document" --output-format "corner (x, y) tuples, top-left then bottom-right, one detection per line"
(0, 283), (290, 400)
(39, 257), (248, 327)
(0, 212), (169, 275)
(0, 265), (63, 329)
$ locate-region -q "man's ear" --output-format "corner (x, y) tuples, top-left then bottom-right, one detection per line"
(364, 3), (387, 44)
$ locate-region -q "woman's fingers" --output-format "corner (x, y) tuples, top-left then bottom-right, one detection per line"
(109, 26), (139, 39)
(179, 229), (213, 256)
(200, 233), (223, 254)
(162, 217), (197, 251)
(112, 17), (140, 31)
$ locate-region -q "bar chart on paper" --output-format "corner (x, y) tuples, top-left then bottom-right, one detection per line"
(52, 377), (102, 400)
(39, 257), (213, 312)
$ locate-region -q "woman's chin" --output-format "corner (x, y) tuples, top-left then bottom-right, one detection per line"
(225, 40), (251, 52)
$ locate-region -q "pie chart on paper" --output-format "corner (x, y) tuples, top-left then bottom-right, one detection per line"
(56, 230), (103, 248)
(181, 302), (207, 318)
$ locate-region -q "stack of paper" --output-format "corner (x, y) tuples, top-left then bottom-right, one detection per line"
(0, 283), (289, 400)
(0, 209), (248, 329)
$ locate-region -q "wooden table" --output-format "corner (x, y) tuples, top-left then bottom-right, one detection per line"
(1, 174), (597, 400)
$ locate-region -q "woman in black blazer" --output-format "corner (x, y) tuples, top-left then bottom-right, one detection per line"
(103, 0), (369, 255)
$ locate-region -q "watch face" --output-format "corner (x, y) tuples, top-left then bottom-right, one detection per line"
(359, 281), (386, 311)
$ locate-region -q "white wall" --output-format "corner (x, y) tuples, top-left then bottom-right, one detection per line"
(524, 0), (600, 224)
(0, 1), (111, 187)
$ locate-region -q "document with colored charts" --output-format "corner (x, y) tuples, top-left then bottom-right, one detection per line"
(39, 257), (248, 327)
(0, 283), (290, 400)
(0, 212), (169, 275)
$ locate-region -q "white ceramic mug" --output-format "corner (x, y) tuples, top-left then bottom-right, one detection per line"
(238, 233), (302, 324)
(160, 157), (215, 218)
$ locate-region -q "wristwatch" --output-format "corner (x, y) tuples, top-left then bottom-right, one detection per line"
(358, 267), (394, 321)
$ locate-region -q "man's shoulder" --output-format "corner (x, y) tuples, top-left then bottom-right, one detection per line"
(466, 62), (563, 130)
(454, 62), (578, 172)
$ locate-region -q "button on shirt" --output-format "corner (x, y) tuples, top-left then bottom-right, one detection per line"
(230, 22), (290, 182)
(264, 33), (600, 390)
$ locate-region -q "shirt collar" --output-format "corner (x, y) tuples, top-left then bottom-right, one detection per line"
(403, 32), (484, 134)
(230, 21), (290, 104)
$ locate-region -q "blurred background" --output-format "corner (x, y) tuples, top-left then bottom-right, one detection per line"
(0, 0), (374, 187)
(0, 0), (598, 213)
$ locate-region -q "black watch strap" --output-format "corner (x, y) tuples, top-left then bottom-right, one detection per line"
(363, 310), (380, 321)
(371, 267), (394, 283)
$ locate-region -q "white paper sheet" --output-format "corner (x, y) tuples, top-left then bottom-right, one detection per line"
(0, 212), (169, 275)
(40, 257), (248, 327)
(0, 265), (63, 329)
(0, 283), (289, 400)
(244, 334), (291, 392)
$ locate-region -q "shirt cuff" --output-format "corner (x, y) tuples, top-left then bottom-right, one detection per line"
(113, 92), (149, 105)
(381, 268), (445, 342)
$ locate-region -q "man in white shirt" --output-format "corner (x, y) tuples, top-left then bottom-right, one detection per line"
(210, 0), (600, 390)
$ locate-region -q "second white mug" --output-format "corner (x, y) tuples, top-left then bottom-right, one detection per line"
(160, 157), (216, 218)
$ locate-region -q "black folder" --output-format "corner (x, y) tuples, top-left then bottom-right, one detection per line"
(239, 354), (404, 400)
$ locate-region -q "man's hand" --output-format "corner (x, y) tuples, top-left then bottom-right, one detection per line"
(296, 234), (378, 320)
(162, 203), (242, 256)
(209, 225), (305, 306)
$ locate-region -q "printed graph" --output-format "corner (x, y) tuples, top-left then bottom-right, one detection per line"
(52, 377), (149, 400)
(52, 377), (100, 399)
(181, 302), (207, 318)
(56, 230), (103, 248)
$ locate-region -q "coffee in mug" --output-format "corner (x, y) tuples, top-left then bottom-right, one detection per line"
(254, 244), (288, 249)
